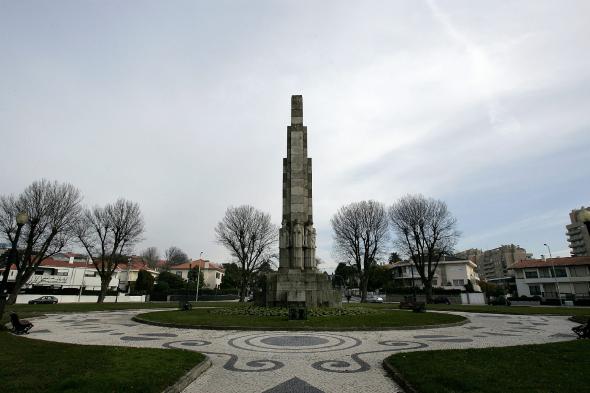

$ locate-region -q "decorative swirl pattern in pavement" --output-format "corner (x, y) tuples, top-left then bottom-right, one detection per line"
(228, 332), (362, 353)
(22, 309), (579, 393)
(312, 341), (428, 373)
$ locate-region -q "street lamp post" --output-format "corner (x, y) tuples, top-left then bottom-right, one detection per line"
(195, 252), (203, 302)
(544, 243), (562, 306)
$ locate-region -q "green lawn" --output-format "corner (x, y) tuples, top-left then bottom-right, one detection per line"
(1, 301), (238, 327)
(0, 331), (205, 393)
(385, 340), (590, 393)
(427, 304), (590, 319)
(135, 306), (466, 330)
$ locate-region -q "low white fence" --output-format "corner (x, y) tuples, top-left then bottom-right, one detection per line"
(460, 292), (486, 305)
(14, 294), (146, 304)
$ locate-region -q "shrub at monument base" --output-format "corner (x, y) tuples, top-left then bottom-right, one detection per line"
(0, 331), (205, 393)
(209, 306), (376, 317)
(385, 340), (590, 393)
(136, 306), (465, 329)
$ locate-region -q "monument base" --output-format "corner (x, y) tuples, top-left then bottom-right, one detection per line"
(265, 269), (342, 308)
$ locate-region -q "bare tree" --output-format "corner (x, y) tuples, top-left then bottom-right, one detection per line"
(164, 246), (189, 266)
(331, 200), (389, 302)
(389, 194), (460, 302)
(215, 205), (278, 302)
(141, 246), (160, 269)
(76, 199), (144, 303)
(0, 180), (82, 314)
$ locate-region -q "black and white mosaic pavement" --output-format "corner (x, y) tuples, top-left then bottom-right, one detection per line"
(24, 309), (578, 393)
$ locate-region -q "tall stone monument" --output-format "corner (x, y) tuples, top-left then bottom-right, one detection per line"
(266, 95), (341, 308)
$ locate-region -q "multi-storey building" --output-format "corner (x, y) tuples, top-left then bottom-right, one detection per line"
(566, 206), (590, 257)
(457, 245), (527, 281)
(455, 248), (483, 275)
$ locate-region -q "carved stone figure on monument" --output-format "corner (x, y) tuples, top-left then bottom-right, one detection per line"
(308, 227), (316, 248)
(293, 222), (303, 248)
(279, 228), (289, 248)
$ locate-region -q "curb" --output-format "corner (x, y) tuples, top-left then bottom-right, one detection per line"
(382, 358), (419, 393)
(162, 356), (211, 393)
(132, 315), (469, 332)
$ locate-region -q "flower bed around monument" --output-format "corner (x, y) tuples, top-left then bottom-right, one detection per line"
(209, 305), (377, 317)
(134, 305), (467, 330)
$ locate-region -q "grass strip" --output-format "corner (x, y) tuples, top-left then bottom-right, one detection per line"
(1, 301), (238, 327)
(0, 331), (205, 393)
(385, 340), (590, 393)
(427, 304), (590, 319)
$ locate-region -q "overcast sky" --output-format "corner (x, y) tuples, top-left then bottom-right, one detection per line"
(1, 1), (589, 271)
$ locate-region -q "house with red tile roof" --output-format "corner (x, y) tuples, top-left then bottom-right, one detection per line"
(168, 259), (225, 289)
(509, 256), (590, 302)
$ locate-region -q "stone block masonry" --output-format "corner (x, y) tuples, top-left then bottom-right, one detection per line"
(267, 95), (341, 308)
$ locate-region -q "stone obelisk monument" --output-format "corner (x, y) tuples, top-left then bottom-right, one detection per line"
(266, 95), (341, 308)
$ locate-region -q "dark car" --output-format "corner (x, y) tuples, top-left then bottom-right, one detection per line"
(28, 296), (58, 304)
(433, 296), (451, 305)
(490, 295), (511, 306)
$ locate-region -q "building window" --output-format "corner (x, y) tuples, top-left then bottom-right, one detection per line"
(56, 270), (69, 276)
(452, 279), (464, 286)
(570, 266), (589, 277)
(175, 271), (182, 276)
(529, 285), (541, 296)
(34, 270), (44, 275)
(538, 268), (552, 278)
(84, 270), (96, 277)
(215, 272), (220, 279)
(525, 270), (538, 279)
(553, 267), (567, 278)
(574, 282), (589, 296)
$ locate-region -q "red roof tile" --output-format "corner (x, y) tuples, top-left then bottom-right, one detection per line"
(169, 259), (225, 272)
(510, 256), (590, 269)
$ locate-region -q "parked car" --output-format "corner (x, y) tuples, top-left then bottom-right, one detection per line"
(433, 296), (451, 305)
(28, 296), (58, 304)
(367, 295), (384, 303)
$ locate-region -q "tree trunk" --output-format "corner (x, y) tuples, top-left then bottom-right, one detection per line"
(360, 273), (369, 303)
(424, 281), (433, 303)
(239, 278), (247, 302)
(0, 295), (7, 322)
(7, 274), (24, 305)
(97, 277), (109, 303)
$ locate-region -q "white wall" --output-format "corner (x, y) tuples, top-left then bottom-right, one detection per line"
(461, 292), (486, 304)
(14, 294), (146, 304)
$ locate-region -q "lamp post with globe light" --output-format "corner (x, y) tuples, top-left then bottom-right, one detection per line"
(544, 243), (562, 306)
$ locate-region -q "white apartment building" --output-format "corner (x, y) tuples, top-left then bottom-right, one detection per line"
(391, 257), (481, 292)
(510, 256), (590, 300)
(1, 257), (118, 292)
(2, 256), (159, 293)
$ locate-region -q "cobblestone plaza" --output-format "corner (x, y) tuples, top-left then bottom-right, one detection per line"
(25, 310), (577, 393)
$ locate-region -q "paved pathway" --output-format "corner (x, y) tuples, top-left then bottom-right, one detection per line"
(25, 310), (577, 393)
